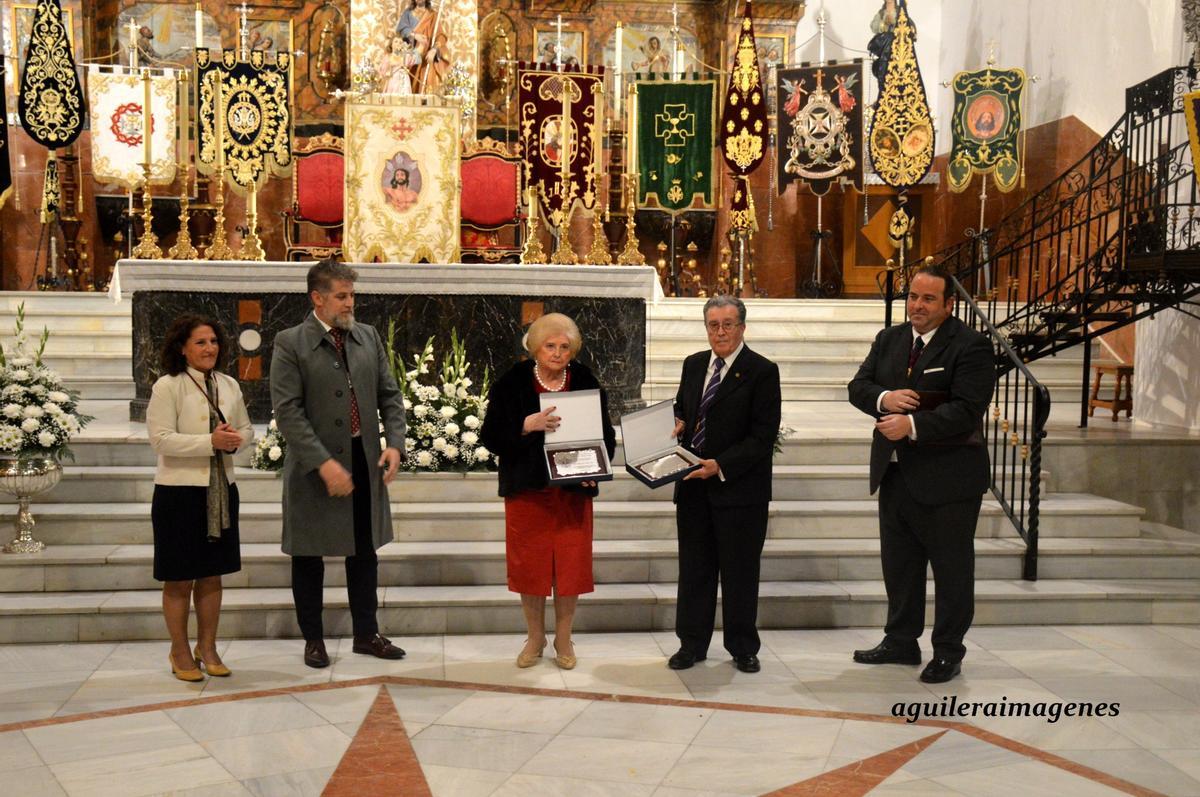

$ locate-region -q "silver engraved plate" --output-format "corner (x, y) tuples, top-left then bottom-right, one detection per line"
(636, 451), (694, 481)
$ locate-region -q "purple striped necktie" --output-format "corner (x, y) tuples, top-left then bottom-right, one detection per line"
(691, 357), (725, 454)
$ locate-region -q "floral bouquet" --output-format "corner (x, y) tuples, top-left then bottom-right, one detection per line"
(251, 416), (287, 472)
(386, 324), (496, 472)
(0, 304), (92, 461)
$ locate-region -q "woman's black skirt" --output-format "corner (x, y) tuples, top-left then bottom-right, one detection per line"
(152, 483), (242, 582)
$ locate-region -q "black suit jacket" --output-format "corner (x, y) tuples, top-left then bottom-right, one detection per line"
(480, 359), (617, 498)
(847, 316), (995, 504)
(673, 345), (782, 507)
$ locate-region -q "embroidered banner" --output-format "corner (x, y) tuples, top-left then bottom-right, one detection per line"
(1185, 91), (1200, 178)
(720, 0), (768, 232)
(86, 66), (178, 190)
(777, 61), (865, 196)
(948, 66), (1025, 193)
(343, 97), (461, 263)
(0, 46), (12, 210)
(517, 62), (604, 224)
(195, 48), (292, 192)
(868, 0), (934, 189)
(634, 77), (717, 214)
(17, 0), (85, 148)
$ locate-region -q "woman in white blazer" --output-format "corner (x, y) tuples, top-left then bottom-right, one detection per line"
(147, 315), (253, 681)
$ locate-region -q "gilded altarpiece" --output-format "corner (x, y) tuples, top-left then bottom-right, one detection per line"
(342, 97), (462, 263)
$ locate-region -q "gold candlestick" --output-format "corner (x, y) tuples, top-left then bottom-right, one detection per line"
(585, 210), (611, 265)
(130, 165), (163, 259)
(550, 202), (579, 265)
(617, 176), (645, 265)
(521, 185), (548, 263)
(238, 184), (265, 261)
(204, 166), (235, 260)
(168, 163), (199, 259)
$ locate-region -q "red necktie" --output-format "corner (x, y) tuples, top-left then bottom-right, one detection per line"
(329, 328), (362, 436)
(907, 336), (925, 377)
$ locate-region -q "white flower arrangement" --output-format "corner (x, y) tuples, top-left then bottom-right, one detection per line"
(385, 324), (496, 473)
(0, 304), (92, 461)
(251, 416), (288, 473)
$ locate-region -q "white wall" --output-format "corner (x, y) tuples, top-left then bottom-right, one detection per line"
(793, 0), (1186, 153)
(1135, 309), (1200, 432)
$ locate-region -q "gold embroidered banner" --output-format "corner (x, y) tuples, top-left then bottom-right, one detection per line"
(343, 97), (462, 263)
(0, 44), (11, 210)
(868, 0), (934, 189)
(17, 0), (85, 148)
(195, 48), (292, 192)
(86, 67), (178, 189)
(720, 0), (768, 232)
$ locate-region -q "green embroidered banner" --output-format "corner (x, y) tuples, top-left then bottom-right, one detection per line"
(635, 79), (717, 214)
(948, 66), (1025, 193)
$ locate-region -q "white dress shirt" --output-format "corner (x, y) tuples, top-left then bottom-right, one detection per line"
(877, 324), (940, 446)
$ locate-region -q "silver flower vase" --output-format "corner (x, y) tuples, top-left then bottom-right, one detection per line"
(0, 456), (62, 554)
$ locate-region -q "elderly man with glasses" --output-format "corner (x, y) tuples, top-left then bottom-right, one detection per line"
(668, 296), (782, 673)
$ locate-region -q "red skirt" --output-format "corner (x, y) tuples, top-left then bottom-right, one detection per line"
(504, 488), (595, 597)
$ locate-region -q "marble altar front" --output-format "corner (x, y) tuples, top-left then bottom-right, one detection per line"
(112, 261), (658, 423)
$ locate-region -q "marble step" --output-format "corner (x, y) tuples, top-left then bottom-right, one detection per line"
(2, 534), (1194, 593)
(1, 577), (1195, 643)
(27, 331), (131, 355)
(64, 434), (876, 467)
(7, 465), (878, 504)
(37, 352), (130, 378)
(0, 309), (132, 333)
(0, 493), (1143, 546)
(62, 376), (136, 402)
(0, 293), (131, 315)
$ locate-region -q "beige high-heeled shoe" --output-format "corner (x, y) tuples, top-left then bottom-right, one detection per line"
(553, 640), (576, 670)
(516, 639), (546, 668)
(193, 644), (231, 677)
(169, 653), (204, 682)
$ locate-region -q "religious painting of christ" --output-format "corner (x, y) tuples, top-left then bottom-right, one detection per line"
(966, 93), (1005, 141)
(533, 27), (586, 68)
(380, 151), (422, 213)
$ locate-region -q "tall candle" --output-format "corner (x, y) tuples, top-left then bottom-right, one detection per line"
(614, 23), (622, 117)
(178, 71), (188, 166)
(676, 43), (686, 79)
(128, 19), (139, 69)
(142, 69), (153, 170)
(214, 74), (225, 170)
(194, 3), (203, 49)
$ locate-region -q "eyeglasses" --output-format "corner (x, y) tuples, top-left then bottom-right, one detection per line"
(705, 321), (743, 332)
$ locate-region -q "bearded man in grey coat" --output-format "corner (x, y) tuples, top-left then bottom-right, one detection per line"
(269, 259), (408, 668)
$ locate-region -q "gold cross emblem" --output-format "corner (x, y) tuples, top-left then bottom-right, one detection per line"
(655, 104), (696, 147)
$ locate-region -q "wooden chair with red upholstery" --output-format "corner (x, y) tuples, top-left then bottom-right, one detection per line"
(282, 132), (345, 262)
(460, 137), (522, 263)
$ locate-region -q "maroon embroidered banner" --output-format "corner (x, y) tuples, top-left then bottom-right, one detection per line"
(720, 0), (768, 232)
(517, 62), (605, 224)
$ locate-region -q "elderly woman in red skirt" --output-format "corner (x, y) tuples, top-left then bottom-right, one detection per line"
(481, 313), (616, 669)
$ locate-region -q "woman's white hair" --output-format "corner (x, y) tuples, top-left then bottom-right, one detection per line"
(524, 312), (583, 356)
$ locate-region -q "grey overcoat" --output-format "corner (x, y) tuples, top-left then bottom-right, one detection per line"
(269, 313), (407, 556)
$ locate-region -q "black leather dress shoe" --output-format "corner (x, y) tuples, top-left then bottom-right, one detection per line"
(352, 634), (406, 660)
(919, 658), (962, 684)
(852, 640), (921, 665)
(667, 649), (706, 670)
(733, 654), (761, 673)
(304, 640), (330, 669)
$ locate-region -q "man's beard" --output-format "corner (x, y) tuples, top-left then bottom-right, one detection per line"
(331, 311), (355, 331)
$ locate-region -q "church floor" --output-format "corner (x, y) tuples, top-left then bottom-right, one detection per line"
(0, 627), (1197, 796)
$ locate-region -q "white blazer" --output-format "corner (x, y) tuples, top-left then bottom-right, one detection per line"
(146, 368), (255, 486)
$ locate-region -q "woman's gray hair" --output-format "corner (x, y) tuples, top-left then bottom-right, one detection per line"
(524, 312), (583, 356)
(703, 295), (746, 324)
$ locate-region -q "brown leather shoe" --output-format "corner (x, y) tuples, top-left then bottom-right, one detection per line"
(304, 639), (330, 668)
(352, 633), (406, 660)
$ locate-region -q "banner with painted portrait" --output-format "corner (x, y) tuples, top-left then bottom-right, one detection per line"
(86, 66), (178, 190)
(343, 97), (461, 263)
(948, 66), (1025, 193)
(868, 0), (934, 190)
(777, 61), (865, 196)
(634, 78), (717, 214)
(517, 63), (604, 224)
(195, 48), (292, 192)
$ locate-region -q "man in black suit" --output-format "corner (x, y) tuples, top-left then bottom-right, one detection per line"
(847, 265), (995, 684)
(668, 296), (782, 674)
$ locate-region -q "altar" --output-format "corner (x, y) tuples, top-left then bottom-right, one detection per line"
(112, 261), (659, 423)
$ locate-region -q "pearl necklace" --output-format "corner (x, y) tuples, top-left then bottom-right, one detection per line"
(534, 363), (567, 392)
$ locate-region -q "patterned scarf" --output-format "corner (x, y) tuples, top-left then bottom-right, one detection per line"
(205, 373), (231, 540)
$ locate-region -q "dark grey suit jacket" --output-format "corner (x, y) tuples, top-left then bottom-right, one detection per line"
(847, 315), (995, 504)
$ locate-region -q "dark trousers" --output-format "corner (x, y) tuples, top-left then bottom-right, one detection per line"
(291, 438), (379, 642)
(675, 482), (769, 658)
(878, 464), (982, 661)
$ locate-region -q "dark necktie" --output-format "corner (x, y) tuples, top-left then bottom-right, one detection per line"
(906, 336), (925, 377)
(691, 357), (725, 454)
(329, 327), (362, 436)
